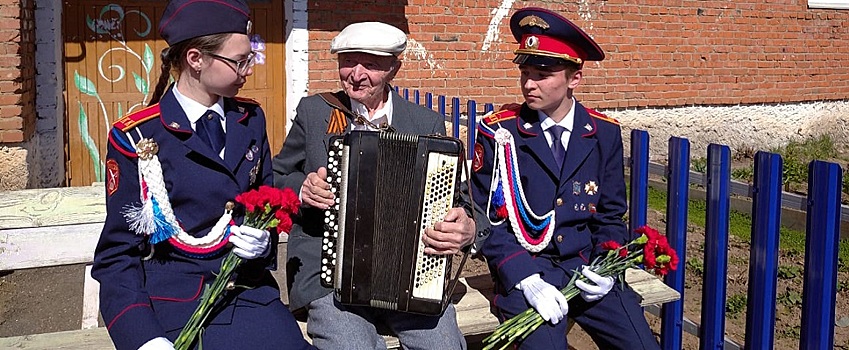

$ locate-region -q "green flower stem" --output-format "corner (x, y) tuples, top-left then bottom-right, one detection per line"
(482, 244), (648, 350)
(173, 252), (243, 350)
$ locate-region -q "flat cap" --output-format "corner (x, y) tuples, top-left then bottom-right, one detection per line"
(510, 7), (604, 67)
(159, 0), (252, 46)
(331, 22), (407, 56)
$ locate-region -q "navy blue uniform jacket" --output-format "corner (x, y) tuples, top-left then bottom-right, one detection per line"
(471, 102), (630, 307)
(92, 87), (308, 350)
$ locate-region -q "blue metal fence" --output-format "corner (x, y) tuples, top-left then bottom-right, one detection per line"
(395, 87), (843, 350)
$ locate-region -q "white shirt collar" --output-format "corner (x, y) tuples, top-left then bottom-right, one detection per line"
(539, 97), (576, 132)
(172, 86), (226, 130)
(350, 91), (393, 128)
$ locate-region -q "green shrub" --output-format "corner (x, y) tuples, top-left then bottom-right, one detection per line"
(777, 265), (802, 280)
(726, 293), (747, 316)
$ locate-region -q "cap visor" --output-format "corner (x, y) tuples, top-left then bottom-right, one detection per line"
(513, 54), (574, 67)
(333, 48), (395, 56)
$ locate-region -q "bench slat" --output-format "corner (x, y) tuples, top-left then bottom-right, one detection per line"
(0, 185), (105, 230)
(0, 223), (102, 270)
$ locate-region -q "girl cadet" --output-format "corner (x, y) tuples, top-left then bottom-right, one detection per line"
(92, 1), (313, 349)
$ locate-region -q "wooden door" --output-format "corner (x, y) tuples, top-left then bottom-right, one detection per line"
(63, 0), (286, 187)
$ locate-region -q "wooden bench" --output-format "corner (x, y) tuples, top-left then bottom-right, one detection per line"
(0, 185), (679, 349)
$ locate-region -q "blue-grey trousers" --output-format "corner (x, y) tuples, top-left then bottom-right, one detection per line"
(305, 293), (467, 350)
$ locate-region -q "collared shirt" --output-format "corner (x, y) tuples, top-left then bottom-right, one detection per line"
(350, 92), (393, 130)
(539, 97), (576, 154)
(173, 86), (226, 158)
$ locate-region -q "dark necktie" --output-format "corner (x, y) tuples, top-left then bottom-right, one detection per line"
(196, 110), (226, 157)
(548, 125), (566, 169)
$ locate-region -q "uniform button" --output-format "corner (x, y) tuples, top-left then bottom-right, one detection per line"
(556, 235), (563, 243)
(556, 198), (563, 206)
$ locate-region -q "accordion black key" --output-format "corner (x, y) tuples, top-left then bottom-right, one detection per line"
(321, 131), (465, 315)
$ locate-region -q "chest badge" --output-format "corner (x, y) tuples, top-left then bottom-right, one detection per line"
(572, 181), (581, 195)
(584, 181), (598, 196)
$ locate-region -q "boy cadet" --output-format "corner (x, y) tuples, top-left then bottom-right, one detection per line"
(470, 7), (661, 349)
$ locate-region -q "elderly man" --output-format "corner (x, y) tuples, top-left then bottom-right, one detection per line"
(272, 22), (477, 349)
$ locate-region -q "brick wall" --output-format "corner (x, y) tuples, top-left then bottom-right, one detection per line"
(306, 0), (849, 110)
(0, 0), (35, 143)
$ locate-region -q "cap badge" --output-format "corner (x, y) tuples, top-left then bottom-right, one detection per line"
(518, 15), (550, 30)
(525, 36), (540, 50)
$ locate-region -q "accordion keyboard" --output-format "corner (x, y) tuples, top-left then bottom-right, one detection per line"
(321, 138), (347, 288)
(412, 154), (458, 299)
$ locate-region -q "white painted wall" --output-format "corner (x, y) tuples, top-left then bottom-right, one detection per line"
(285, 0), (309, 135)
(32, 0), (65, 188)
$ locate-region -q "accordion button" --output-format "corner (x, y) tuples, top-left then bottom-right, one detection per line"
(556, 198), (564, 206)
(556, 235), (563, 243)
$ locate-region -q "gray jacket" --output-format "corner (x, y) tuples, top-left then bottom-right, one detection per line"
(272, 88), (487, 311)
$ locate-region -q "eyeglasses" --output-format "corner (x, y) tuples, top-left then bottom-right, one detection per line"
(207, 51), (256, 75)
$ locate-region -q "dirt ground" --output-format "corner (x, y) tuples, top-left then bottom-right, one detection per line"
(2, 207), (848, 349)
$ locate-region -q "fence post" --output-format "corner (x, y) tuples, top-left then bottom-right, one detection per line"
(466, 100), (477, 160)
(700, 144), (730, 350)
(629, 130), (649, 232)
(403, 88), (409, 101)
(662, 136), (690, 350)
(438, 95), (446, 118)
(414, 90), (420, 105)
(800, 160), (843, 350)
(426, 92), (433, 110)
(745, 151), (782, 350)
(484, 103), (494, 113)
(452, 97), (461, 138)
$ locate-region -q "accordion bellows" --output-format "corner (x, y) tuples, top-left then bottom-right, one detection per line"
(321, 131), (464, 315)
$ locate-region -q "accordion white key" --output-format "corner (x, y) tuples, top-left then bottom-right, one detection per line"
(321, 131), (465, 315)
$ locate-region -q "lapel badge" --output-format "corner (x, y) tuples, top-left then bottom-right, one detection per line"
(580, 203), (587, 211)
(249, 163), (259, 185)
(584, 123), (592, 132)
(251, 145), (259, 153)
(588, 203), (597, 213)
(572, 181), (581, 195)
(584, 181), (598, 196)
(573, 203), (580, 211)
(245, 149), (254, 161)
(169, 122), (180, 129)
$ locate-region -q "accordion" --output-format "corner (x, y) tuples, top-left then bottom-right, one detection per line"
(320, 131), (466, 315)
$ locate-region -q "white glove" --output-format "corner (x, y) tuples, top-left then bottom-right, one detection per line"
(229, 225), (270, 259)
(517, 274), (569, 324)
(575, 266), (615, 302)
(138, 337), (175, 350)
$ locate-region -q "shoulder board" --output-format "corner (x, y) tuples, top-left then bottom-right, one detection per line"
(112, 104), (161, 132)
(482, 104), (521, 125)
(234, 96), (261, 106)
(586, 108), (619, 125)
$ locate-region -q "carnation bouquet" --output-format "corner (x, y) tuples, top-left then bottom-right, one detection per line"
(173, 186), (299, 350)
(482, 225), (679, 350)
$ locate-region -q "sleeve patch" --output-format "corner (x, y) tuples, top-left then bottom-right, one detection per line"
(472, 143), (484, 172)
(106, 159), (120, 196)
